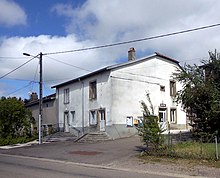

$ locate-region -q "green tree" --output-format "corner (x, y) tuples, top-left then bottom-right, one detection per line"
(138, 93), (165, 149)
(174, 50), (220, 141)
(0, 97), (32, 138)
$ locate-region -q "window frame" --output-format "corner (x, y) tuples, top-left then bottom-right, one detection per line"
(89, 80), (97, 100)
(64, 88), (70, 104)
(170, 80), (176, 96)
(126, 116), (133, 127)
(170, 108), (177, 123)
(160, 85), (165, 92)
(89, 110), (97, 125)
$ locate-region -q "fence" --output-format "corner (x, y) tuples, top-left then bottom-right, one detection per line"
(164, 132), (219, 160)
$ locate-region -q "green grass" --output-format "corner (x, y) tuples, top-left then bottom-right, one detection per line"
(139, 141), (220, 168)
(171, 141), (220, 160)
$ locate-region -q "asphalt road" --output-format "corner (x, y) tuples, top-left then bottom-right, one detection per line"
(0, 135), (210, 178)
(0, 153), (173, 178)
(0, 135), (143, 165)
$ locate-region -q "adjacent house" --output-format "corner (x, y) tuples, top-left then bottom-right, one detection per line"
(52, 48), (188, 139)
(25, 93), (57, 135)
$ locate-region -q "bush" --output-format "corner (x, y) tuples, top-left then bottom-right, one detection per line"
(0, 136), (37, 146)
(137, 93), (165, 149)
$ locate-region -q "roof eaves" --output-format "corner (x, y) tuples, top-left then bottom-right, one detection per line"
(52, 52), (180, 88)
(51, 67), (109, 88)
(107, 53), (157, 70)
(155, 52), (179, 64)
(25, 93), (56, 107)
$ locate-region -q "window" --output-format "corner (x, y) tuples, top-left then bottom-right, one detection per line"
(126, 116), (133, 127)
(170, 108), (177, 123)
(159, 109), (166, 122)
(170, 80), (176, 96)
(71, 111), (75, 127)
(89, 81), (97, 100)
(89, 110), (97, 125)
(64, 88), (69, 104)
(160, 85), (165, 92)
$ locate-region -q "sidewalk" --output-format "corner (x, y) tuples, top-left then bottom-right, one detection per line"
(0, 135), (219, 178)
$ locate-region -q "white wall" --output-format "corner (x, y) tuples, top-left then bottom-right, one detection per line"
(110, 56), (186, 128)
(57, 55), (187, 134)
(57, 71), (112, 130)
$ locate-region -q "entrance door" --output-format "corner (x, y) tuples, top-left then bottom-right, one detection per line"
(98, 109), (105, 131)
(64, 112), (70, 132)
(159, 108), (166, 130)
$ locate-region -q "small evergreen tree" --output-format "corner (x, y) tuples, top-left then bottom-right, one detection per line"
(137, 93), (165, 149)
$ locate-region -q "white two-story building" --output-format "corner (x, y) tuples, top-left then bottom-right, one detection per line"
(52, 48), (187, 139)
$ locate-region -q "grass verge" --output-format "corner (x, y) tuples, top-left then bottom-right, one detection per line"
(139, 141), (220, 168)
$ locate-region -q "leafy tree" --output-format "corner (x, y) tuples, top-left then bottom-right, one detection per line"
(174, 50), (220, 141)
(0, 97), (32, 138)
(138, 93), (165, 149)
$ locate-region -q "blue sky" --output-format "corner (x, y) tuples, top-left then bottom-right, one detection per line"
(1, 0), (220, 99)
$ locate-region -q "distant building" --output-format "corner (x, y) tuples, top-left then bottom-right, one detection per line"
(25, 93), (57, 135)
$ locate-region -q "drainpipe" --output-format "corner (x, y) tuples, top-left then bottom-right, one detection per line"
(79, 79), (85, 134)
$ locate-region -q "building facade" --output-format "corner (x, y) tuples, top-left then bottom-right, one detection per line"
(52, 49), (187, 139)
(25, 93), (57, 135)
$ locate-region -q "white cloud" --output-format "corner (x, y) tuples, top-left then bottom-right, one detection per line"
(0, 0), (27, 26)
(0, 34), (117, 86)
(52, 0), (220, 63)
(2, 0), (220, 98)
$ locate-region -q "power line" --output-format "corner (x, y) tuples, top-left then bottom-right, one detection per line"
(0, 56), (26, 59)
(0, 55), (38, 80)
(30, 61), (39, 93)
(45, 23), (220, 56)
(45, 56), (91, 72)
(6, 82), (33, 96)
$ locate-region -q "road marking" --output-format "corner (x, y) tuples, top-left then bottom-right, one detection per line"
(0, 153), (208, 178)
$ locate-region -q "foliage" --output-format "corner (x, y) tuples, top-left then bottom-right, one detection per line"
(138, 93), (165, 149)
(174, 50), (220, 141)
(0, 135), (37, 146)
(0, 97), (32, 139)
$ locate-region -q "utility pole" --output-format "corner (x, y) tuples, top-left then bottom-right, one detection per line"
(23, 52), (43, 144)
(39, 52), (43, 144)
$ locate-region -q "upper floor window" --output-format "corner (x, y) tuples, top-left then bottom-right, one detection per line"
(160, 85), (165, 92)
(170, 80), (176, 96)
(64, 88), (69, 104)
(89, 81), (97, 100)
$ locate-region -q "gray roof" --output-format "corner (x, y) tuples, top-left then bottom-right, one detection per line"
(52, 52), (179, 88)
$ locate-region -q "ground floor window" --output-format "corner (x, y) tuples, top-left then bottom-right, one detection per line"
(89, 110), (97, 125)
(170, 108), (177, 123)
(71, 111), (75, 127)
(126, 116), (133, 127)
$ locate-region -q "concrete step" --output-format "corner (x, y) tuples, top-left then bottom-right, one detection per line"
(77, 132), (112, 143)
(44, 132), (77, 142)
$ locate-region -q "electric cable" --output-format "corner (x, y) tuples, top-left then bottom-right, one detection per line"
(44, 56), (91, 72)
(0, 55), (38, 80)
(6, 82), (33, 96)
(44, 23), (220, 56)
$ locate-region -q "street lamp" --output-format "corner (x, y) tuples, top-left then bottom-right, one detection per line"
(23, 52), (43, 144)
